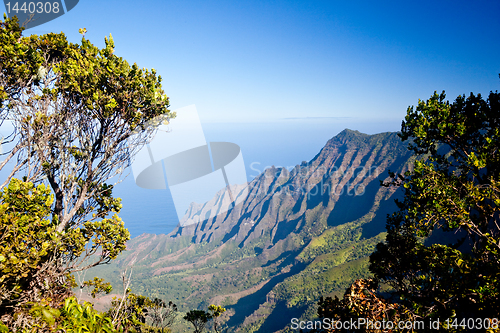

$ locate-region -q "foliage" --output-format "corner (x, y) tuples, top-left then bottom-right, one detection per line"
(0, 296), (117, 332)
(107, 272), (177, 333)
(82, 277), (113, 299)
(0, 13), (171, 269)
(315, 279), (414, 333)
(183, 309), (211, 333)
(144, 299), (178, 332)
(321, 85), (500, 328)
(0, 14), (41, 119)
(109, 292), (150, 332)
(372, 89), (500, 318)
(182, 304), (226, 333)
(208, 305), (226, 333)
(0, 178), (72, 329)
(59, 297), (116, 333)
(0, 15), (173, 331)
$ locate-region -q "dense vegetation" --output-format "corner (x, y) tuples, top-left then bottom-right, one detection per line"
(317, 85), (500, 331)
(0, 16), (182, 332)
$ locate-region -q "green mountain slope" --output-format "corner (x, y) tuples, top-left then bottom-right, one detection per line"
(88, 129), (414, 332)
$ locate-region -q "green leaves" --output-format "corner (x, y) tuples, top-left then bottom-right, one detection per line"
(83, 215), (130, 260)
(60, 297), (116, 333)
(108, 291), (177, 332)
(0, 16), (175, 331)
(52, 30), (169, 126)
(184, 309), (212, 333)
(0, 179), (56, 288)
(327, 81), (500, 326)
(370, 86), (500, 320)
(82, 277), (113, 299)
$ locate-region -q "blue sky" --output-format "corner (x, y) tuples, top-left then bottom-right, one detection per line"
(13, 0), (500, 125)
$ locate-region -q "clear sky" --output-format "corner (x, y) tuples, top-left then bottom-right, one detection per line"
(13, 0), (500, 125)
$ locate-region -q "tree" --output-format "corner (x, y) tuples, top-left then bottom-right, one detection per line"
(371, 88), (500, 319)
(183, 310), (211, 333)
(182, 304), (226, 333)
(0, 16), (173, 330)
(208, 304), (226, 333)
(103, 267), (177, 332)
(0, 14), (52, 185)
(318, 84), (500, 330)
(145, 299), (178, 332)
(108, 291), (151, 332)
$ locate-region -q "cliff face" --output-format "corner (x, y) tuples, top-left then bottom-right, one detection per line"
(91, 129), (414, 332)
(168, 128), (410, 245)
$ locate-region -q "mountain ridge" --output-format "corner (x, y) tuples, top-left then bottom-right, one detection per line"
(89, 128), (414, 332)
(162, 128), (407, 244)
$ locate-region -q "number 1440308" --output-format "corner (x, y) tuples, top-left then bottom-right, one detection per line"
(5, 2), (60, 14)
(445, 318), (498, 330)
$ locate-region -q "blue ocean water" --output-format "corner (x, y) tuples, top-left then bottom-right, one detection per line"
(114, 118), (401, 238)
